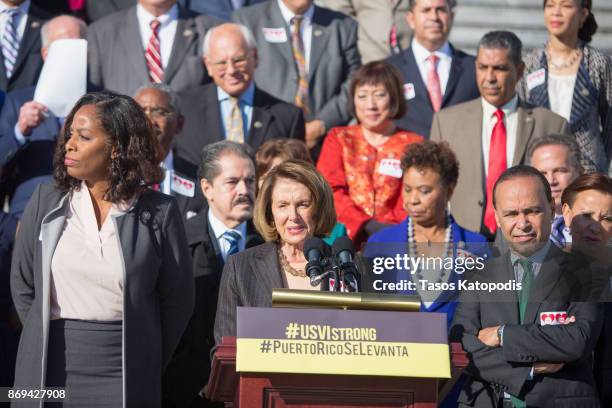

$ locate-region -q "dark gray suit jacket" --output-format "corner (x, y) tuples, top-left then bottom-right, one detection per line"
(0, 4), (50, 94)
(163, 209), (262, 406)
(213, 242), (285, 345)
(450, 246), (602, 407)
(87, 4), (218, 96)
(175, 82), (305, 171)
(233, 1), (361, 130)
(11, 183), (194, 407)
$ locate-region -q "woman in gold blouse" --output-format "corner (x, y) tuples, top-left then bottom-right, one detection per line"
(213, 160), (336, 343)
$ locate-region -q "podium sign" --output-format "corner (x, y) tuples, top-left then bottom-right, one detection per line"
(236, 307), (450, 379)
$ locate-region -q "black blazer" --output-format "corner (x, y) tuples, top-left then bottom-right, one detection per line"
(450, 245), (603, 407)
(0, 4), (51, 94)
(162, 209), (262, 407)
(386, 44), (479, 138)
(175, 83), (305, 172)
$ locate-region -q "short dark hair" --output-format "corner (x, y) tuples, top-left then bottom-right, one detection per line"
(561, 173), (612, 208)
(400, 141), (459, 188)
(255, 139), (312, 181)
(478, 30), (523, 66)
(527, 133), (583, 172)
(348, 61), (406, 121)
(543, 0), (597, 43)
(197, 140), (254, 181)
(492, 165), (553, 209)
(54, 91), (163, 203)
(409, 0), (456, 10)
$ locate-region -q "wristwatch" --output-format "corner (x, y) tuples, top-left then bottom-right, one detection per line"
(497, 325), (504, 346)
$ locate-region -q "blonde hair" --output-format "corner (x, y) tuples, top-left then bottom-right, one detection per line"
(254, 160), (336, 242)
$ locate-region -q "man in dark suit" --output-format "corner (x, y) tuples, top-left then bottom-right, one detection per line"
(175, 23), (305, 173)
(431, 31), (568, 239)
(450, 165), (602, 407)
(0, 0), (51, 94)
(386, 0), (479, 138)
(133, 83), (205, 221)
(233, 0), (360, 152)
(87, 0), (219, 96)
(0, 14), (86, 218)
(180, 0), (266, 22)
(85, 0), (135, 22)
(163, 140), (262, 408)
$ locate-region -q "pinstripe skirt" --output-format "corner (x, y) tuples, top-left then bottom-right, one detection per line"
(45, 319), (122, 407)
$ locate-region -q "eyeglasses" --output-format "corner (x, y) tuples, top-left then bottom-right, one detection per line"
(211, 55), (251, 72)
(142, 107), (175, 118)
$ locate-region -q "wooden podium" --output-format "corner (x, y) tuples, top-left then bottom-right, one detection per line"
(205, 291), (468, 408)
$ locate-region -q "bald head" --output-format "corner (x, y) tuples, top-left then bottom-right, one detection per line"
(203, 23), (258, 97)
(41, 15), (87, 59)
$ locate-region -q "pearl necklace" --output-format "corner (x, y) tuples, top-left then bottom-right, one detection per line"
(407, 214), (454, 284)
(545, 42), (582, 71)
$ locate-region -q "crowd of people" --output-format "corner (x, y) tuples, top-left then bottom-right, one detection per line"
(0, 0), (610, 407)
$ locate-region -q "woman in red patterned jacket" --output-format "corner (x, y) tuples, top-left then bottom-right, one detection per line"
(317, 61), (423, 244)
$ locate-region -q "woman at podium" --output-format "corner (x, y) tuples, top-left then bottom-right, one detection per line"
(213, 160), (337, 345)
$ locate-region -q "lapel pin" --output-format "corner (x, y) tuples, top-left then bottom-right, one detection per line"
(580, 88), (589, 97)
(31, 21), (40, 29)
(314, 30), (323, 37)
(254, 121), (263, 129)
(526, 116), (534, 123)
(183, 29), (193, 37)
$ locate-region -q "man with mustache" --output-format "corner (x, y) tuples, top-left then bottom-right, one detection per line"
(134, 83), (205, 221)
(451, 165), (602, 407)
(431, 31), (569, 241)
(162, 140), (262, 408)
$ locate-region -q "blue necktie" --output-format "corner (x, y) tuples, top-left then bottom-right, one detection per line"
(550, 216), (567, 249)
(223, 230), (241, 259)
(2, 8), (20, 79)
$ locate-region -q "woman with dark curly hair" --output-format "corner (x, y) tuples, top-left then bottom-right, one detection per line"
(519, 0), (612, 174)
(10, 92), (194, 407)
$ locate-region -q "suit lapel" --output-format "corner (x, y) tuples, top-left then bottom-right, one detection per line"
(164, 6), (197, 83)
(253, 243), (285, 293)
(464, 99), (485, 188)
(267, 1), (296, 73)
(523, 248), (564, 324)
(121, 7), (149, 84)
(441, 46), (463, 106)
(308, 7), (330, 81)
(11, 14), (43, 81)
(204, 85), (224, 143)
(248, 89), (272, 149)
(404, 48), (431, 110)
(512, 101), (535, 165)
(493, 253), (520, 324)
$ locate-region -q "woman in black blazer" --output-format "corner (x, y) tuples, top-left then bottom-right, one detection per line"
(213, 160), (336, 345)
(11, 92), (194, 407)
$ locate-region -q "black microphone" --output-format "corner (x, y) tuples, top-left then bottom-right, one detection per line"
(332, 236), (360, 292)
(303, 237), (330, 287)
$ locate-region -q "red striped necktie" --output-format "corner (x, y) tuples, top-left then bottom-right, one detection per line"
(145, 19), (163, 83)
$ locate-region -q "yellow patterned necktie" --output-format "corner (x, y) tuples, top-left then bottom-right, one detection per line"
(226, 96), (244, 143)
(290, 16), (310, 116)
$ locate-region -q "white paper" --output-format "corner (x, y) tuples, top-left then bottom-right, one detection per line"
(34, 39), (87, 117)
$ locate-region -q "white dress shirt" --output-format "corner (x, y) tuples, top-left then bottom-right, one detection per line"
(160, 150), (174, 195)
(50, 182), (132, 321)
(0, 0), (30, 48)
(277, 0), (315, 72)
(136, 3), (179, 69)
(481, 95), (519, 175)
(207, 208), (247, 262)
(411, 38), (453, 96)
